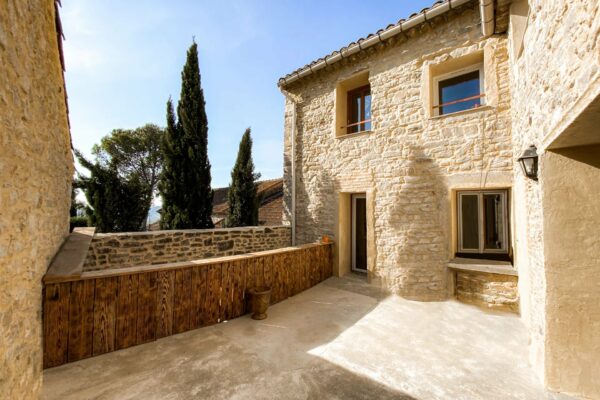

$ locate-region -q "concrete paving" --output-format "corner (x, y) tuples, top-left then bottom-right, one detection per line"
(42, 275), (574, 400)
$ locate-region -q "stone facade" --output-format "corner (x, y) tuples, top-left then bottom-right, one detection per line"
(84, 226), (291, 271)
(508, 0), (600, 397)
(0, 1), (73, 398)
(281, 1), (600, 396)
(281, 3), (513, 300)
(455, 271), (518, 313)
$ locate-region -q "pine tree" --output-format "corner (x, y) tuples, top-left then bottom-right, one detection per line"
(75, 150), (148, 233)
(225, 128), (261, 227)
(159, 41), (214, 229)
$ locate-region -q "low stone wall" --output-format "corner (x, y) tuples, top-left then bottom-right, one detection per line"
(455, 271), (519, 313)
(83, 226), (291, 271)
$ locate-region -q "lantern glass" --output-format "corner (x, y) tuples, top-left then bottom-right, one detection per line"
(522, 158), (534, 175)
(518, 145), (538, 180)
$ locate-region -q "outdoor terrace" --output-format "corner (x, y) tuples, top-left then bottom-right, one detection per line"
(42, 275), (573, 400)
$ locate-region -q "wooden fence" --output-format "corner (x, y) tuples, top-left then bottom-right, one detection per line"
(43, 243), (333, 368)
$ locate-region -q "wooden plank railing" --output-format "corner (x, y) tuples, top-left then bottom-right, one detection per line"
(42, 242), (333, 368)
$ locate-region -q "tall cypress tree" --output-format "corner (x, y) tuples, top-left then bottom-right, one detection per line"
(160, 41), (214, 229)
(225, 128), (261, 227)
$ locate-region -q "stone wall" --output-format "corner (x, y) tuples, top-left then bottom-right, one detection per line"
(282, 3), (513, 300)
(84, 226), (291, 271)
(508, 0), (600, 397)
(455, 272), (518, 313)
(0, 1), (73, 398)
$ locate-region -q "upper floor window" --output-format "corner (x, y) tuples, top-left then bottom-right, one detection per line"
(457, 189), (509, 258)
(346, 84), (371, 134)
(433, 64), (484, 116)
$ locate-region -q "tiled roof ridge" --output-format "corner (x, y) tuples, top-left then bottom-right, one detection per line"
(278, 0), (474, 87)
(212, 177), (283, 192)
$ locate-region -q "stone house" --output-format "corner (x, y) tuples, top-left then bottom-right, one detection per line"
(279, 0), (599, 398)
(0, 1), (74, 398)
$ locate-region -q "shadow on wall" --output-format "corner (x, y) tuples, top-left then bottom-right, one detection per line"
(550, 145), (600, 169)
(291, 107), (337, 245)
(388, 145), (448, 300)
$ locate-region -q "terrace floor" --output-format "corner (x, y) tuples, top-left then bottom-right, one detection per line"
(42, 275), (573, 400)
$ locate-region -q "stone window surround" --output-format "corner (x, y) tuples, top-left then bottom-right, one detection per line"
(423, 46), (499, 120)
(334, 70), (372, 138)
(456, 189), (509, 254)
(432, 62), (485, 117)
(449, 186), (513, 264)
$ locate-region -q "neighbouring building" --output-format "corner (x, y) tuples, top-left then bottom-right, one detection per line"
(212, 178), (284, 227)
(0, 1), (73, 398)
(279, 0), (599, 398)
(149, 179), (284, 231)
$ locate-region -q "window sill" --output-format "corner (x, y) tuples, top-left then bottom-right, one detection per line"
(448, 257), (517, 276)
(430, 105), (492, 120)
(336, 130), (372, 140)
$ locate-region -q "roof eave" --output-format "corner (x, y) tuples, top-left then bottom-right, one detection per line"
(278, 0), (481, 88)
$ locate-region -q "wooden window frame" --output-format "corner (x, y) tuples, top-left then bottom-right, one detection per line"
(351, 193), (367, 273)
(346, 84), (371, 134)
(433, 64), (485, 116)
(457, 189), (509, 255)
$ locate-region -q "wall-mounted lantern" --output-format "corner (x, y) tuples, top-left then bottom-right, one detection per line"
(518, 145), (538, 180)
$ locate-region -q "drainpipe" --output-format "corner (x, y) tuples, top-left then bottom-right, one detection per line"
(479, 0), (495, 37)
(283, 93), (297, 246)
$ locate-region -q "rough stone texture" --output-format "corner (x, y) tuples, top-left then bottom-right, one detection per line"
(508, 0), (600, 397)
(0, 1), (73, 398)
(455, 271), (519, 313)
(282, 4), (513, 300)
(83, 226), (291, 271)
(42, 276), (573, 400)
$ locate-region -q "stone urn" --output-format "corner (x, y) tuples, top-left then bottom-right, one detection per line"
(248, 286), (271, 320)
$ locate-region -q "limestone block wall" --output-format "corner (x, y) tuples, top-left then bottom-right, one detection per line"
(282, 4), (513, 300)
(83, 226), (291, 271)
(0, 1), (73, 398)
(455, 272), (518, 313)
(508, 0), (600, 397)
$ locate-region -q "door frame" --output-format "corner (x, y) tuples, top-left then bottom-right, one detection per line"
(351, 193), (367, 273)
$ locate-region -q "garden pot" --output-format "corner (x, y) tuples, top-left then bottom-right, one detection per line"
(248, 286), (271, 320)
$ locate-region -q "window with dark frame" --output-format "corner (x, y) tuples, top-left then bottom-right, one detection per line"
(435, 69), (483, 115)
(457, 190), (509, 260)
(346, 84), (371, 134)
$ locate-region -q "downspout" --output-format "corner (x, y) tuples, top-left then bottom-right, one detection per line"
(291, 99), (297, 246)
(283, 93), (297, 246)
(479, 0), (495, 37)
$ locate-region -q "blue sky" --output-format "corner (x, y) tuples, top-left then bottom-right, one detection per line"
(62, 0), (434, 189)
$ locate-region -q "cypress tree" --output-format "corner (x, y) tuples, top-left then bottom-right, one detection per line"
(225, 128), (261, 227)
(160, 41), (214, 229)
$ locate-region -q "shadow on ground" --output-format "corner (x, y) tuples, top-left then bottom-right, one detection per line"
(42, 275), (571, 400)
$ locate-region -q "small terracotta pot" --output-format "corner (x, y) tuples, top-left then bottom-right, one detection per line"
(248, 286), (271, 320)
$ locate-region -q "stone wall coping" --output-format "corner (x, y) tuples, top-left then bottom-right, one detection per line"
(91, 225), (289, 238)
(44, 227), (96, 283)
(448, 257), (518, 276)
(44, 241), (332, 284)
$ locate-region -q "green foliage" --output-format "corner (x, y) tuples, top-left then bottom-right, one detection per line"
(225, 128), (261, 227)
(159, 41), (214, 229)
(92, 124), (164, 221)
(69, 216), (88, 232)
(75, 150), (149, 233)
(69, 180), (85, 217)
